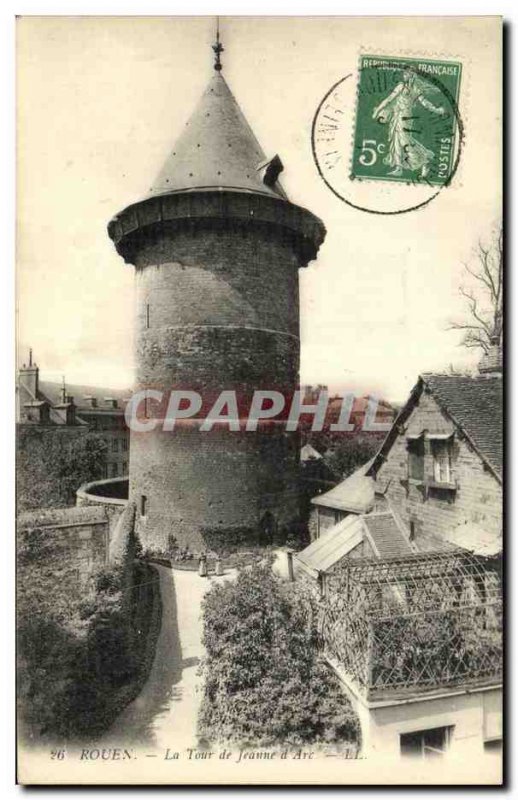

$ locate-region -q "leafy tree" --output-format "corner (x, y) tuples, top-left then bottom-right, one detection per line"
(324, 435), (379, 480)
(16, 428), (107, 512)
(198, 566), (360, 748)
(298, 403), (385, 483)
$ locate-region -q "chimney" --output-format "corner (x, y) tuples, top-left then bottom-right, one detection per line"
(478, 336), (503, 377)
(39, 403), (50, 425)
(22, 400), (50, 425)
(54, 394), (76, 425)
(104, 398), (119, 409)
(18, 349), (39, 399)
(65, 398), (76, 426)
(83, 396), (98, 408)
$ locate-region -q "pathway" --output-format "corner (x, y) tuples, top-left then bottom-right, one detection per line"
(102, 564), (234, 749)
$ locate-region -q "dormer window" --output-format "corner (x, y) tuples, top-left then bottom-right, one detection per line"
(429, 433), (454, 486)
(256, 155), (284, 188)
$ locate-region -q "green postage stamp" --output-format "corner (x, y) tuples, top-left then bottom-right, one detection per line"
(351, 55), (462, 186)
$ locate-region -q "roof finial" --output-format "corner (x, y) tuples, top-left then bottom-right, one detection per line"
(212, 17), (224, 72)
(61, 375), (67, 404)
(29, 347), (33, 367)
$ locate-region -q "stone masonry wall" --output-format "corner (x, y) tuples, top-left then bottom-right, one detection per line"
(375, 389), (502, 547)
(17, 506), (109, 597)
(133, 225), (300, 391)
(76, 481), (127, 542)
(129, 220), (303, 551)
(131, 424), (300, 553)
(134, 224), (300, 337)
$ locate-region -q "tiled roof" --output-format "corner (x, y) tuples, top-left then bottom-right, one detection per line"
(39, 381), (131, 410)
(363, 512), (415, 559)
(17, 381), (82, 426)
(422, 374), (503, 479)
(296, 509), (414, 575)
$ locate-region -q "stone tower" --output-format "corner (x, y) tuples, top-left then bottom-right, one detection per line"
(108, 40), (325, 553)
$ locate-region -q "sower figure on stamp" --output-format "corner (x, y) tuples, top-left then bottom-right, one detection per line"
(372, 69), (446, 178)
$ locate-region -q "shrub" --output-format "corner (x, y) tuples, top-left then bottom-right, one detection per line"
(17, 546), (159, 740)
(198, 566), (360, 748)
(95, 565), (124, 594)
(200, 525), (259, 555)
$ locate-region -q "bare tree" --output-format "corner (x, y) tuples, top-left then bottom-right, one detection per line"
(449, 227), (503, 354)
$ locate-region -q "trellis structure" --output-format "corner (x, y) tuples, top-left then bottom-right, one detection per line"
(319, 550), (502, 700)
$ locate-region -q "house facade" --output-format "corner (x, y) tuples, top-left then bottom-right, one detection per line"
(309, 361), (503, 558)
(310, 459), (377, 538)
(16, 352), (131, 480)
(369, 370), (502, 555)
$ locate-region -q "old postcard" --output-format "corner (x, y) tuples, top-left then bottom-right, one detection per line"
(16, 15), (503, 785)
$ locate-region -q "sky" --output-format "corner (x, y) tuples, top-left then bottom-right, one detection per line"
(16, 16), (501, 403)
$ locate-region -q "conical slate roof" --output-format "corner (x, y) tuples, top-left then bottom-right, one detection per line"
(148, 72), (287, 200)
